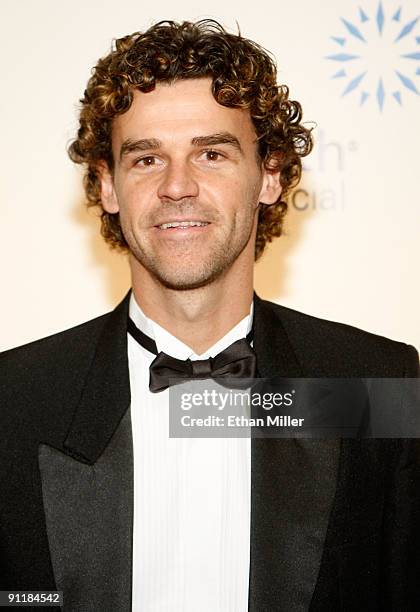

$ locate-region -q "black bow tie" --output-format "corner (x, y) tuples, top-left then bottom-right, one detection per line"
(128, 318), (257, 393)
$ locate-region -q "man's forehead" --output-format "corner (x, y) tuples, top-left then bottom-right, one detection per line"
(111, 78), (255, 144)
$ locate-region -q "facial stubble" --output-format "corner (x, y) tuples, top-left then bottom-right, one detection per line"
(124, 199), (259, 291)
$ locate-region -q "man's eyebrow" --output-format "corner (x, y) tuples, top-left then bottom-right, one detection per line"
(191, 132), (243, 153)
(120, 138), (162, 161)
(119, 132), (243, 161)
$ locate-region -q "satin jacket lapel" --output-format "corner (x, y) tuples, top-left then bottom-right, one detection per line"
(39, 291), (133, 611)
(249, 295), (341, 612)
(38, 409), (133, 612)
(63, 291), (131, 464)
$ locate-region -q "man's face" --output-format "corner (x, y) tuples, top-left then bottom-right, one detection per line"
(101, 78), (281, 290)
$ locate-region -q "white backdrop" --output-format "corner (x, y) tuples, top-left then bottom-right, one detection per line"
(1, 0), (419, 352)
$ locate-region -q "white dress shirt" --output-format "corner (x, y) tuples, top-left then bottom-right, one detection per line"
(128, 294), (252, 611)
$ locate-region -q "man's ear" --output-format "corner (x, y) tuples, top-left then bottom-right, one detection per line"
(258, 154), (282, 206)
(98, 162), (119, 214)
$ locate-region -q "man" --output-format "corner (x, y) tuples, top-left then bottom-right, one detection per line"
(1, 19), (419, 612)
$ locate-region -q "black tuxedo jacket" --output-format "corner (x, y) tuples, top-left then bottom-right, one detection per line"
(1, 292), (419, 611)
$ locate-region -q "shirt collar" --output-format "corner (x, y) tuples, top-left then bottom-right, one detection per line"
(129, 292), (253, 360)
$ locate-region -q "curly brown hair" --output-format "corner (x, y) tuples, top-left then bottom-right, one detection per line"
(68, 19), (313, 260)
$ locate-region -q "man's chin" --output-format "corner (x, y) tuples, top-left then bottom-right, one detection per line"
(145, 257), (230, 290)
(129, 245), (234, 290)
(151, 270), (219, 291)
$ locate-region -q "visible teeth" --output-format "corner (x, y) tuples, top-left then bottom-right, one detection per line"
(158, 221), (209, 229)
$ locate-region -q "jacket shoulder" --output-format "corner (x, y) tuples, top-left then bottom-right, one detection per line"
(262, 299), (419, 377)
(0, 311), (114, 426)
(0, 311), (111, 372)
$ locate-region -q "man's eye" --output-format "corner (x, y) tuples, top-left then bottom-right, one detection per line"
(136, 156), (157, 166)
(203, 150), (224, 162)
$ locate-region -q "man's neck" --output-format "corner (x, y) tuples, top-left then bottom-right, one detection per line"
(130, 265), (254, 355)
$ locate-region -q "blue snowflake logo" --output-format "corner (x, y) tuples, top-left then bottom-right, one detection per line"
(326, 2), (420, 111)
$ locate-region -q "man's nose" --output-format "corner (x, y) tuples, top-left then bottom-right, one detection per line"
(157, 160), (199, 201)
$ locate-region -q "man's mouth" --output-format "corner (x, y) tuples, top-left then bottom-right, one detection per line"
(155, 220), (210, 230)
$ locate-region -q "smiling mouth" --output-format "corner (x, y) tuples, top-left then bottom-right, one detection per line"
(155, 221), (210, 230)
